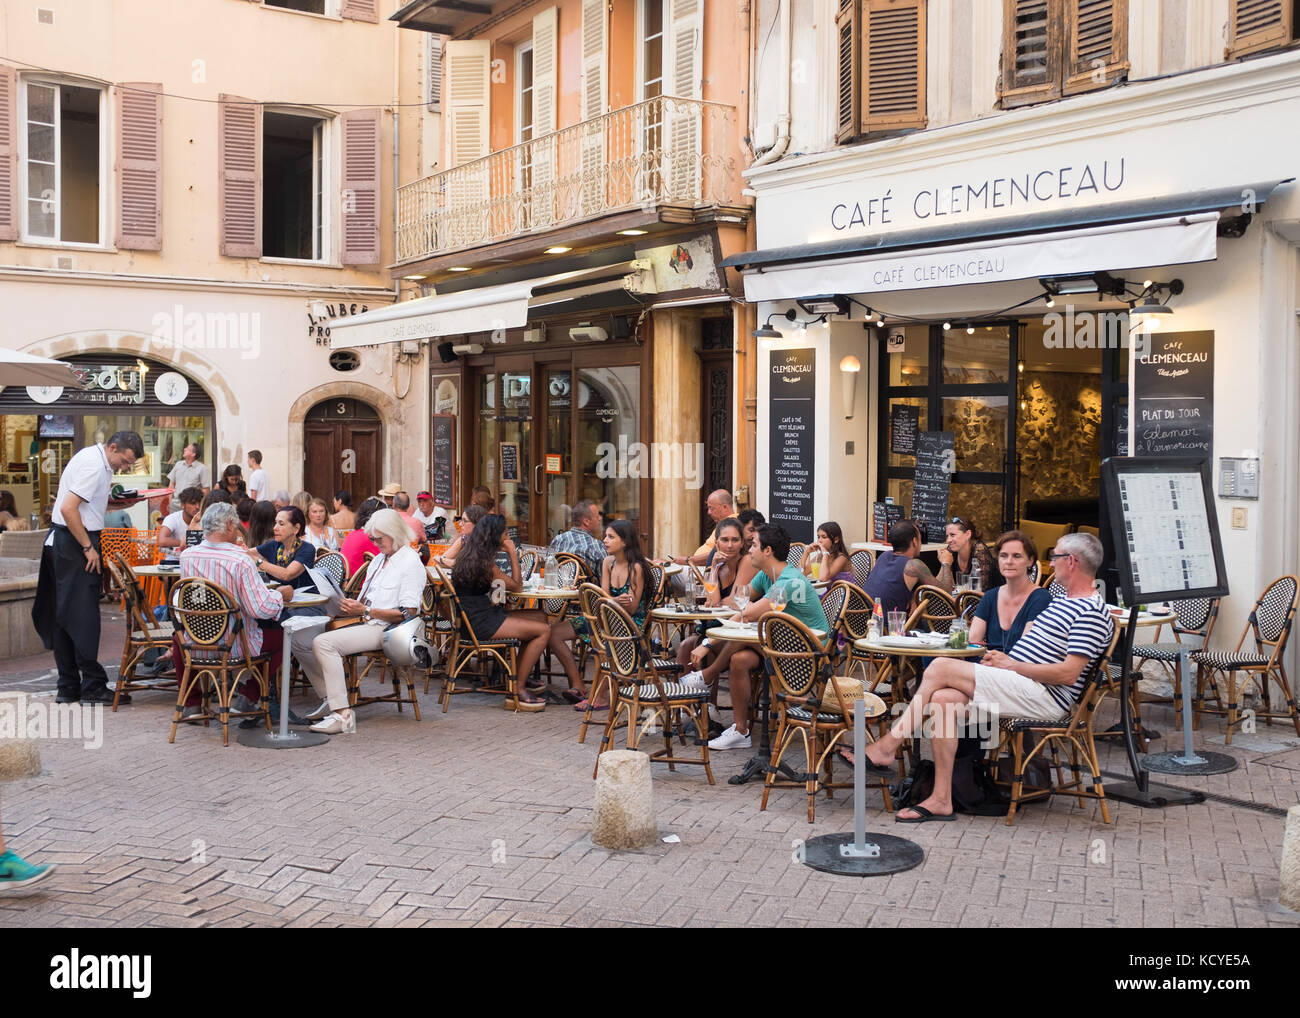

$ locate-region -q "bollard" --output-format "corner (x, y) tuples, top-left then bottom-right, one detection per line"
(1282, 804), (1300, 912)
(592, 750), (656, 850)
(0, 694), (41, 781)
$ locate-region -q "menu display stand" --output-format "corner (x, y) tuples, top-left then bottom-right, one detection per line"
(1100, 458), (1234, 807)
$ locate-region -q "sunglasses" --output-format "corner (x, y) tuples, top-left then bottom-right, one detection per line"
(1049, 551), (1074, 561)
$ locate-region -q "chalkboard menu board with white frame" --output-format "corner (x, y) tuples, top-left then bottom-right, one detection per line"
(911, 431), (954, 542)
(432, 415), (456, 508)
(767, 347), (816, 542)
(1133, 331), (1213, 459)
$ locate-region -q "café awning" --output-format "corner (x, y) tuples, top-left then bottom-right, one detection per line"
(328, 262), (646, 350)
(722, 180), (1290, 303)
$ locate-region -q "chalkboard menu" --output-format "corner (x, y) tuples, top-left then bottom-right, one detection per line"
(768, 347), (816, 542)
(911, 431), (954, 542)
(499, 441), (520, 483)
(432, 414), (456, 508)
(1114, 402), (1129, 457)
(1133, 331), (1213, 460)
(890, 404), (919, 456)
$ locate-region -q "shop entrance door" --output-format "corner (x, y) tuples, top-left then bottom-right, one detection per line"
(304, 398), (382, 506)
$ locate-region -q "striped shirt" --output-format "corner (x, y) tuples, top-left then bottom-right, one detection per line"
(1007, 591), (1114, 712)
(179, 540), (286, 656)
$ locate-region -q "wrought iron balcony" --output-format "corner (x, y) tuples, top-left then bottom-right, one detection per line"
(396, 95), (740, 265)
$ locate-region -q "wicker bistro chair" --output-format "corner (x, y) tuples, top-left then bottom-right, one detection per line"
(592, 599), (713, 783)
(786, 542), (807, 569)
(421, 579), (457, 694)
(553, 552), (594, 587)
(518, 549), (538, 581)
(956, 590), (983, 626)
(576, 583), (617, 744)
(1131, 596), (1221, 728)
(908, 584), (959, 634)
(758, 612), (892, 823)
(342, 559), (370, 597)
(434, 567), (521, 712)
(994, 630), (1120, 826)
(818, 581), (850, 665)
(105, 555), (177, 711)
(167, 577), (273, 746)
(313, 549), (349, 585)
(834, 582), (890, 690)
(1192, 576), (1300, 744)
(849, 549), (875, 588)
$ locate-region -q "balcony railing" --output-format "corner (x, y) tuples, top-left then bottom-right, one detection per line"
(397, 95), (739, 264)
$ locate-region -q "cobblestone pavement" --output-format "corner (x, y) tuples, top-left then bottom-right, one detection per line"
(2, 608), (1299, 928)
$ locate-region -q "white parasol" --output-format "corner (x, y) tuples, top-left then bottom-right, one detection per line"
(0, 348), (86, 389)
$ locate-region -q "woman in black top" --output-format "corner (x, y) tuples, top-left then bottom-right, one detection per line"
(450, 514), (551, 710)
(220, 464), (247, 499)
(248, 506), (315, 589)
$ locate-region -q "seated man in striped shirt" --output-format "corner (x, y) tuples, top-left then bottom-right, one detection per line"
(860, 532), (1114, 822)
(170, 502), (294, 717)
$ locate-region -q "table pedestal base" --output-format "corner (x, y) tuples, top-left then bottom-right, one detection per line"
(1105, 780), (1205, 808)
(728, 752), (799, 786)
(801, 832), (923, 876)
(236, 729), (330, 749)
(1140, 750), (1237, 776)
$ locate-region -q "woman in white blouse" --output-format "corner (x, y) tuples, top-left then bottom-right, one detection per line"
(303, 497), (340, 552)
(295, 509), (427, 735)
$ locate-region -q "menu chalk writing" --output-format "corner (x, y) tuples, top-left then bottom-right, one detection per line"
(911, 431), (954, 542)
(432, 415), (455, 508)
(499, 441), (520, 484)
(768, 347), (815, 542)
(1133, 331), (1213, 460)
(890, 404), (920, 456)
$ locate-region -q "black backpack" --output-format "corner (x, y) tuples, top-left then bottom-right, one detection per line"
(892, 739), (1008, 817)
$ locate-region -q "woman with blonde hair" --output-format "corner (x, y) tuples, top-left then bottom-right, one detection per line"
(296, 508), (427, 735)
(291, 491), (313, 517)
(304, 497), (340, 551)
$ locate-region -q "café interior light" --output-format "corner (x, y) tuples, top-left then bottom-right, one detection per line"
(840, 354), (861, 419)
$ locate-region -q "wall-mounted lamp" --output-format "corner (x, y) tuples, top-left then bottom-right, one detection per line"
(1128, 278), (1184, 332)
(840, 354), (861, 419)
(754, 308), (797, 340)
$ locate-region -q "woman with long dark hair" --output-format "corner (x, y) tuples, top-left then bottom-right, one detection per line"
(330, 489), (355, 531)
(450, 514), (550, 710)
(937, 515), (997, 593)
(675, 517), (753, 668)
(0, 490), (19, 532)
(220, 464), (246, 499)
(802, 520), (853, 587)
(248, 506), (314, 588)
(246, 500), (277, 548)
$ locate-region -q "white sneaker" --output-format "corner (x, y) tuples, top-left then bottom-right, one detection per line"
(309, 711), (356, 735)
(708, 724), (751, 751)
(681, 670), (710, 692)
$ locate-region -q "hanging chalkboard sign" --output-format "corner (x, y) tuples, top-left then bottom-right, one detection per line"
(890, 404), (920, 456)
(911, 431), (954, 542)
(1133, 331), (1213, 460)
(767, 347), (816, 542)
(432, 414), (456, 508)
(499, 441), (520, 484)
(1114, 402), (1129, 457)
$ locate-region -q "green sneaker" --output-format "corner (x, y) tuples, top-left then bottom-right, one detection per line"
(0, 850), (56, 895)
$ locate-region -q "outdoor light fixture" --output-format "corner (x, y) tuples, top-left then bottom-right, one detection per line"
(617, 229), (648, 236)
(1040, 272), (1125, 297)
(966, 325), (975, 334)
(451, 342), (484, 355)
(942, 321), (951, 331)
(447, 266), (471, 272)
(754, 308), (797, 340)
(1129, 278), (1184, 331)
(1043, 291), (1056, 308)
(544, 246), (571, 254)
(797, 294), (851, 317)
(403, 273), (427, 281)
(840, 354), (861, 419)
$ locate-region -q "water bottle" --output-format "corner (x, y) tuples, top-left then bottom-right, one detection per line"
(868, 602), (882, 642)
(544, 554), (558, 588)
(969, 558), (981, 591)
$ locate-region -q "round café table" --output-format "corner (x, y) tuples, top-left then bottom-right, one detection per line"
(237, 590), (331, 750)
(852, 636), (985, 703)
(648, 603), (735, 647)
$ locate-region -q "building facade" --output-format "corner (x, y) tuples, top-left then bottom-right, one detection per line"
(725, 0), (1300, 651)
(0, 0), (429, 526)
(332, 0), (755, 556)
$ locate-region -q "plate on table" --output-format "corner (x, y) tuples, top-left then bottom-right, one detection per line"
(874, 635), (927, 648)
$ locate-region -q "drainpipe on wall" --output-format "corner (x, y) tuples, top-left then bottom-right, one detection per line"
(750, 0), (791, 167)
(743, 0), (756, 160)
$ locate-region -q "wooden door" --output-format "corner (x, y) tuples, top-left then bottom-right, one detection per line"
(303, 406), (382, 506)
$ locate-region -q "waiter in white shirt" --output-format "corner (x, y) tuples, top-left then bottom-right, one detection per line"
(31, 430), (144, 704)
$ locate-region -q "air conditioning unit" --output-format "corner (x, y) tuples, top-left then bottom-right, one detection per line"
(399, 340), (421, 356)
(55, 255), (74, 271)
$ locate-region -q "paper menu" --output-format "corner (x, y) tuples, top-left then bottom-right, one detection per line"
(1117, 471), (1218, 595)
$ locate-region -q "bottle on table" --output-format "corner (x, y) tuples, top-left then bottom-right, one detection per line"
(969, 559), (981, 591)
(544, 554), (558, 588)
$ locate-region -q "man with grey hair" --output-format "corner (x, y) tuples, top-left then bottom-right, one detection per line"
(855, 531), (1115, 822)
(169, 503), (295, 717)
(545, 498), (606, 578)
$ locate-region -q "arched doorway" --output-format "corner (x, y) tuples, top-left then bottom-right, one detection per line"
(304, 398), (382, 506)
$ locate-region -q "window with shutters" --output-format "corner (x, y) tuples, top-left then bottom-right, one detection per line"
(263, 111), (328, 261)
(20, 79), (104, 244)
(265, 0), (334, 15)
(998, 0), (1128, 110)
(427, 34), (445, 112)
(834, 0), (926, 145)
(1227, 0), (1298, 59)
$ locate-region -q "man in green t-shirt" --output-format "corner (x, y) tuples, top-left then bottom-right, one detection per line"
(690, 523), (829, 752)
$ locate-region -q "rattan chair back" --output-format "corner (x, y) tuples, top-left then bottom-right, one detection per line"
(909, 584), (958, 633)
(849, 549), (875, 587)
(956, 589), (982, 624)
(314, 550), (348, 586)
(759, 611), (830, 700)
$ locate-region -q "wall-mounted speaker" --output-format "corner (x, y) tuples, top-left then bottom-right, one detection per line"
(437, 341), (457, 363)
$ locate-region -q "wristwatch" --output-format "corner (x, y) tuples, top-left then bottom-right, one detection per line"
(364, 608), (371, 622)
(82, 544), (93, 552)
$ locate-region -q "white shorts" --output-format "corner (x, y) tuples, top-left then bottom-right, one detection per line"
(971, 664), (1067, 720)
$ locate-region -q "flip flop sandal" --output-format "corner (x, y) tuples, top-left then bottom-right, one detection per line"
(561, 689), (585, 704)
(895, 805), (956, 824)
(836, 749), (895, 778)
(573, 699), (608, 713)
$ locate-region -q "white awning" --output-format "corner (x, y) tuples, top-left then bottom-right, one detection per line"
(740, 213), (1220, 303)
(329, 263), (641, 349)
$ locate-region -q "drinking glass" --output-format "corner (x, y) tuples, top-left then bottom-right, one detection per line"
(770, 586), (788, 613)
(701, 567), (719, 599)
(887, 610), (906, 636)
(733, 584), (750, 616)
(809, 551), (823, 581)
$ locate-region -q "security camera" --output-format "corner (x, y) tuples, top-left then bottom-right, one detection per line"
(569, 325), (608, 342)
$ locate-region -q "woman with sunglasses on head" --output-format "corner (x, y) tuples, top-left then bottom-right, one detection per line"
(248, 506), (315, 589)
(433, 504), (487, 569)
(675, 518), (754, 667)
(937, 515), (997, 594)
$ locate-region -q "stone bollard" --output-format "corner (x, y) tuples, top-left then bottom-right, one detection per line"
(0, 694), (41, 782)
(1282, 805), (1300, 912)
(592, 750), (656, 850)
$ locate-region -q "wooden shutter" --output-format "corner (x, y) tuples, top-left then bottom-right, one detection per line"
(0, 63), (16, 241)
(444, 39), (491, 214)
(531, 7), (559, 229)
(427, 35), (444, 111)
(1227, 0), (1293, 58)
(667, 0), (703, 200)
(580, 0), (608, 213)
(862, 0), (926, 133)
(115, 83), (162, 251)
(1064, 0), (1127, 94)
(341, 108), (381, 266)
(342, 0), (378, 23)
(1000, 0), (1063, 108)
(218, 94), (260, 258)
(835, 0), (860, 143)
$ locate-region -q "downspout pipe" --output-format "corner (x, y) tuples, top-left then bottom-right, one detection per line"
(751, 0), (791, 167)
